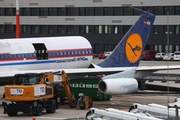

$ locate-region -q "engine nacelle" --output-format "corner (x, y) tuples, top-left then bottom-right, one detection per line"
(98, 78), (138, 94)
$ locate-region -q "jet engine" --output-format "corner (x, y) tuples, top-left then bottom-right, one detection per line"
(98, 78), (138, 94)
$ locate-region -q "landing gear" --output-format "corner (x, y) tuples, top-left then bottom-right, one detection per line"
(69, 98), (77, 108)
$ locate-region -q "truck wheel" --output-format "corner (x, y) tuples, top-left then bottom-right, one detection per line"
(8, 112), (18, 116)
(35, 104), (42, 116)
(3, 93), (5, 98)
(46, 102), (56, 113)
(56, 102), (59, 109)
(70, 98), (77, 108)
(89, 99), (93, 108)
(79, 101), (85, 109)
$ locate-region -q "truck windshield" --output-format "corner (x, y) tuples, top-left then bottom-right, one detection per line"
(29, 77), (37, 84)
(21, 76), (38, 85)
(14, 74), (40, 85)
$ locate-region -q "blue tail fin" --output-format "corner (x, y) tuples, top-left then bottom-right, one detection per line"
(98, 11), (155, 67)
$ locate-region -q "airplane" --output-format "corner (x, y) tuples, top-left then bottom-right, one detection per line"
(0, 10), (180, 95)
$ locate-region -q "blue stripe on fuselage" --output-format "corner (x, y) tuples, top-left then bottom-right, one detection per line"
(0, 58), (88, 66)
(0, 49), (92, 61)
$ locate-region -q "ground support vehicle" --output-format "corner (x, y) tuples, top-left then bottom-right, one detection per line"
(78, 93), (93, 109)
(98, 53), (105, 59)
(163, 53), (174, 61)
(155, 52), (165, 60)
(2, 70), (77, 116)
(98, 51), (112, 59)
(174, 51), (180, 61)
(141, 50), (159, 60)
(60, 76), (112, 101)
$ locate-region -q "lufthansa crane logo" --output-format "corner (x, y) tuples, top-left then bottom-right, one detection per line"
(125, 33), (143, 63)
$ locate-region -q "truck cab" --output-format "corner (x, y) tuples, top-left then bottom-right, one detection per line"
(141, 50), (159, 60)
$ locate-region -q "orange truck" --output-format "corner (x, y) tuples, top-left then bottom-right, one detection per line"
(2, 71), (77, 116)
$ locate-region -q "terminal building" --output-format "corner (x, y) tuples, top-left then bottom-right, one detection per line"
(0, 0), (180, 54)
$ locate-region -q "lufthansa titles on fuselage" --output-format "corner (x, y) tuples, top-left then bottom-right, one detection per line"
(56, 57), (88, 63)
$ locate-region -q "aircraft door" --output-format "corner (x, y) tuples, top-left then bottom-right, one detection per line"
(32, 43), (48, 60)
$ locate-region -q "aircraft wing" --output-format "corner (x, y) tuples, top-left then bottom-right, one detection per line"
(0, 67), (129, 78)
(0, 65), (180, 87)
(136, 65), (180, 71)
(0, 65), (180, 78)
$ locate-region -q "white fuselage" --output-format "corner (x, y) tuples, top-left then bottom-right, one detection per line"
(0, 36), (93, 71)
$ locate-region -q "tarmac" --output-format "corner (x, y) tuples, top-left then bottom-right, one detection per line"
(0, 91), (178, 120)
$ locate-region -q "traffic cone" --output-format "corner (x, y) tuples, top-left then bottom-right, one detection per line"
(32, 117), (36, 120)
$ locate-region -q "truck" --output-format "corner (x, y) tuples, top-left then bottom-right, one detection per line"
(2, 70), (77, 116)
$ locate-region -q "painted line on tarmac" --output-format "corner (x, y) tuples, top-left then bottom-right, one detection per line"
(0, 114), (11, 120)
(35, 116), (67, 119)
(0, 118), (11, 120)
